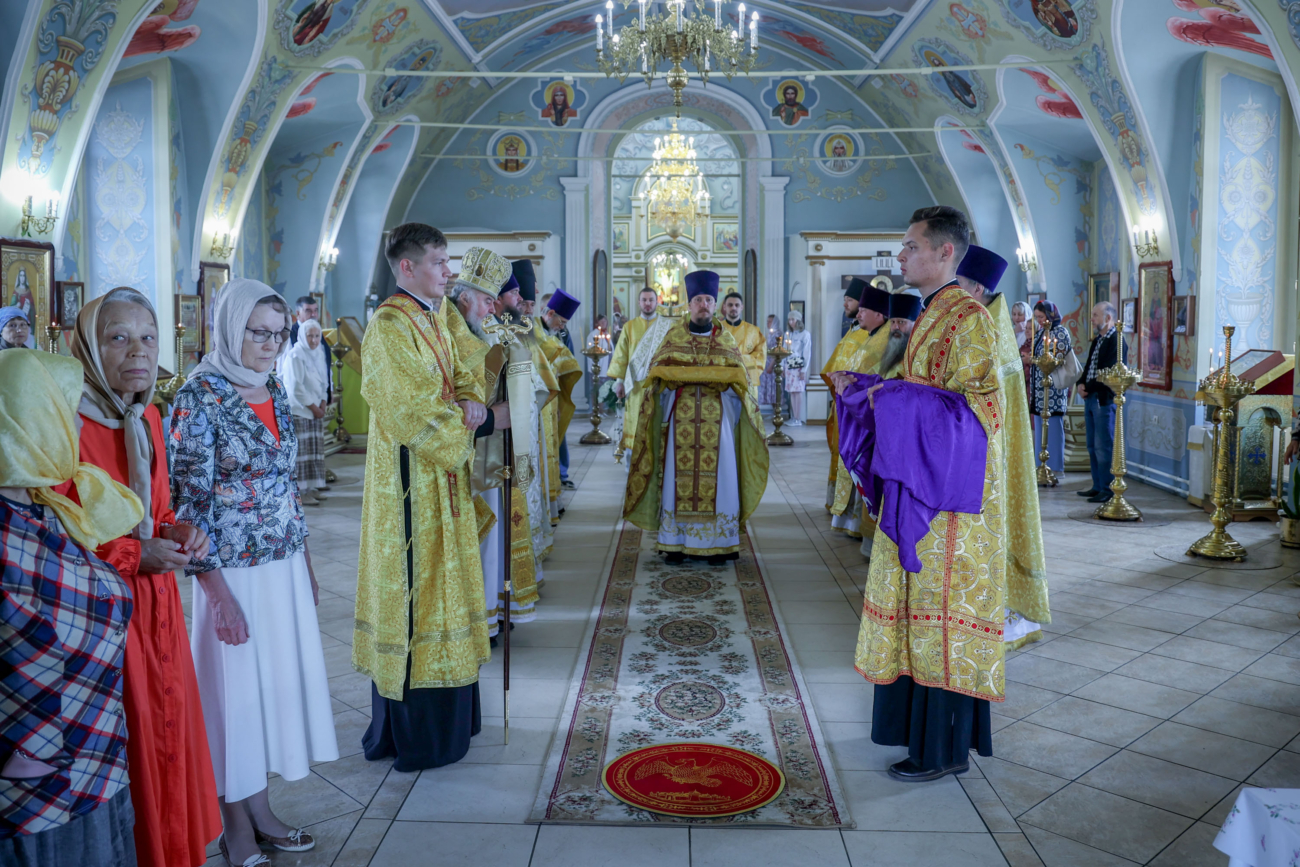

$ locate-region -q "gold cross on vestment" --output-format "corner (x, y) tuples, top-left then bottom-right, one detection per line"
(484, 315), (532, 346)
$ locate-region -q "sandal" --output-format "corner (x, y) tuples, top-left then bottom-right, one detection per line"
(254, 826), (316, 852)
(218, 834), (271, 867)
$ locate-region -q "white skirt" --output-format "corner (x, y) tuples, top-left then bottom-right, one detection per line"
(191, 551), (339, 801)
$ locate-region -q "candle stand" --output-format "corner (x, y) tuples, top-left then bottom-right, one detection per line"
(331, 328), (352, 444)
(45, 323), (60, 354)
(766, 338), (794, 447)
(580, 337), (612, 445)
(1094, 327), (1143, 522)
(1032, 346), (1062, 488)
(155, 324), (188, 404)
(1189, 325), (1255, 560)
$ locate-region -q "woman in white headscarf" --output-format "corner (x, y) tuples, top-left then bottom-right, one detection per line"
(169, 279), (338, 867)
(783, 308), (813, 425)
(280, 318), (329, 506)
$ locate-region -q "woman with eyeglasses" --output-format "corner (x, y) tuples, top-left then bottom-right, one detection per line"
(169, 279), (338, 867)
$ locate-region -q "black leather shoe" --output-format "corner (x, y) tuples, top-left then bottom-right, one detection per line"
(886, 757), (970, 782)
(1076, 488), (1099, 497)
(664, 552), (686, 565)
(1087, 491), (1113, 503)
(561, 480), (576, 490)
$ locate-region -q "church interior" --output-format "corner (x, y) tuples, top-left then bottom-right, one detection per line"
(5, 0), (1300, 866)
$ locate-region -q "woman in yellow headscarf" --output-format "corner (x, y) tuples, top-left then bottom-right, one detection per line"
(0, 349), (143, 867)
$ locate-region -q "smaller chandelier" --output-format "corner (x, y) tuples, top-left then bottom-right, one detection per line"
(596, 0), (759, 115)
(645, 119), (711, 241)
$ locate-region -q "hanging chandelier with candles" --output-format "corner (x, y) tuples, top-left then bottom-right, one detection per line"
(645, 119), (712, 240)
(595, 0), (759, 116)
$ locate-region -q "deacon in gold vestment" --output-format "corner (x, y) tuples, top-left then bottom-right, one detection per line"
(958, 244), (1050, 647)
(537, 290), (584, 513)
(825, 280), (890, 534)
(625, 270), (769, 562)
(719, 292), (767, 392)
(606, 287), (665, 456)
(845, 207), (1005, 782)
(355, 223), (491, 771)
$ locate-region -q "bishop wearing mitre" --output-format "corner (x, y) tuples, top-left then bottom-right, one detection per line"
(624, 270), (769, 564)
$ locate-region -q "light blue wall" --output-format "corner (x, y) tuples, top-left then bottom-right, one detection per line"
(83, 75), (158, 302)
(264, 130), (356, 298)
(1095, 161), (1123, 274)
(235, 173), (267, 283)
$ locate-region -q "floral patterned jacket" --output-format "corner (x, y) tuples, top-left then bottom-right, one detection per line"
(168, 372), (307, 575)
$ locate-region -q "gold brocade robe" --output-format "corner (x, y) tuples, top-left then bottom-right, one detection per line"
(988, 294), (1050, 630)
(824, 326), (889, 520)
(624, 322), (770, 545)
(606, 316), (657, 453)
(537, 324), (582, 505)
(355, 294), (490, 700)
(854, 284), (1008, 702)
(722, 320), (767, 392)
(445, 307), (541, 619)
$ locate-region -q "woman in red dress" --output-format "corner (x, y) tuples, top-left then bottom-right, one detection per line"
(60, 287), (222, 867)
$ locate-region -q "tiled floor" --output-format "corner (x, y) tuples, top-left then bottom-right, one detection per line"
(184, 423), (1300, 867)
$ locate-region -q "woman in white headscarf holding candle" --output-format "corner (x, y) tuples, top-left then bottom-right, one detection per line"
(280, 318), (329, 506)
(783, 308), (813, 425)
(169, 279), (338, 867)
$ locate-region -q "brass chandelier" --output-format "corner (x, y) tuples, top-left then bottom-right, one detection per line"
(595, 0), (759, 116)
(645, 120), (711, 240)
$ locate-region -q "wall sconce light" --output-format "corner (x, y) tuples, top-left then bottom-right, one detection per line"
(319, 246), (339, 272)
(21, 193), (59, 237)
(1016, 247), (1037, 272)
(209, 230), (236, 259)
(1132, 223), (1159, 258)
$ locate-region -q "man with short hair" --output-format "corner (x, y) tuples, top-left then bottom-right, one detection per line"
(607, 287), (668, 456)
(841, 279), (861, 337)
(832, 205), (1007, 781)
(624, 271), (769, 564)
(720, 292), (766, 408)
(539, 290), (583, 495)
(1077, 301), (1127, 502)
(355, 223), (491, 770)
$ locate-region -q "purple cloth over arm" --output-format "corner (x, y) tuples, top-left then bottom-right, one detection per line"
(834, 373), (988, 572)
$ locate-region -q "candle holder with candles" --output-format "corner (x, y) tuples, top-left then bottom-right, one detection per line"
(155, 323), (188, 404)
(1188, 325), (1256, 559)
(766, 334), (794, 447)
(45, 322), (60, 354)
(1094, 338), (1142, 522)
(1032, 334), (1062, 487)
(580, 331), (612, 445)
(331, 324), (353, 444)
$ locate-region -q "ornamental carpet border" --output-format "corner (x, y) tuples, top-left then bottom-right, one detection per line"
(529, 524), (851, 828)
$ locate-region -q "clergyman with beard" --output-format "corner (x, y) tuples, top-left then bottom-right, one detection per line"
(878, 292), (922, 379)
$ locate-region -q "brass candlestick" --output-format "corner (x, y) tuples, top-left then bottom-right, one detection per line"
(155, 323), (188, 404)
(1189, 325), (1255, 559)
(579, 336), (612, 445)
(1095, 348), (1142, 522)
(766, 338), (794, 447)
(331, 326), (352, 444)
(1032, 344), (1062, 487)
(45, 323), (61, 354)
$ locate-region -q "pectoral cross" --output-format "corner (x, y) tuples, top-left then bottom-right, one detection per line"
(484, 315), (532, 347)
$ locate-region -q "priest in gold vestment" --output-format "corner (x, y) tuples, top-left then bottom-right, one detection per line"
(625, 271), (769, 563)
(607, 287), (666, 457)
(719, 292), (766, 395)
(355, 223), (492, 771)
(958, 244), (1050, 648)
(837, 207), (1005, 782)
(825, 280), (890, 534)
(537, 289), (584, 514)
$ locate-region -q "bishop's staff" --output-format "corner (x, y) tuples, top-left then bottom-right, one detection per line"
(483, 314), (535, 744)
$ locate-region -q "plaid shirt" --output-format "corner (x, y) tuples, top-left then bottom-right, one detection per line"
(0, 496), (132, 837)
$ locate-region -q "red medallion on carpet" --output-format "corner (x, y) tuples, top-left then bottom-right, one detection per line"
(603, 742), (785, 818)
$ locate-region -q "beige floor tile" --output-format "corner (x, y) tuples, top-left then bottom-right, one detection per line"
(1210, 672), (1300, 715)
(1214, 604), (1300, 634)
(531, 825), (690, 867)
(1243, 652), (1300, 686)
(994, 721), (1118, 779)
(1147, 820), (1228, 867)
(1104, 606), (1205, 635)
(1077, 750), (1238, 818)
(312, 751), (394, 807)
(1245, 748), (1300, 787)
(821, 721), (907, 771)
(331, 817), (391, 867)
(1135, 592), (1232, 619)
(959, 776), (1019, 832)
(1023, 696), (1160, 748)
(993, 832), (1047, 867)
(841, 830), (1008, 866)
(1069, 620), (1175, 652)
(1019, 823), (1141, 866)
(1147, 635), (1266, 672)
(267, 769), (366, 827)
(1025, 636), (1142, 672)
(1171, 695), (1300, 747)
(691, 828), (850, 867)
(999, 683), (1067, 720)
(372, 821), (536, 866)
(1112, 654), (1235, 695)
(1071, 673), (1201, 718)
(1020, 783), (1192, 863)
(1007, 654), (1106, 693)
(1128, 721), (1276, 781)
(396, 762), (543, 823)
(460, 716), (557, 766)
(1184, 618), (1290, 651)
(838, 770), (985, 832)
(808, 679), (874, 723)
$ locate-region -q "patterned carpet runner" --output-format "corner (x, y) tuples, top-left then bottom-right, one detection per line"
(531, 526), (850, 827)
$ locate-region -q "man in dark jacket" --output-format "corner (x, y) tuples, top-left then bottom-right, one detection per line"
(1077, 302), (1128, 502)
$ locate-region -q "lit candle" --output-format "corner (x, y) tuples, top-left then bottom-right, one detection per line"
(676, 0), (683, 31)
(606, 0), (614, 37)
(639, 0), (646, 30)
(596, 16), (603, 49)
(750, 11), (758, 49)
(714, 0), (721, 29)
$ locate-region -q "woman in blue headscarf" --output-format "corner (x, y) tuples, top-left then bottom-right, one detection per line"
(0, 307), (32, 350)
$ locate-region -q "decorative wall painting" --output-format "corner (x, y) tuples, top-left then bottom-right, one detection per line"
(767, 79), (814, 127)
(999, 0), (1094, 50)
(487, 129), (534, 176)
(54, 281), (84, 336)
(1, 240), (53, 348)
(592, 248), (608, 321)
(275, 0), (364, 56)
(177, 294), (202, 352)
(612, 221), (630, 254)
(1121, 299), (1136, 334)
(532, 79), (587, 127)
(1138, 261), (1174, 390)
(713, 223), (740, 254)
(198, 261), (231, 354)
(1172, 296), (1195, 336)
(1089, 271), (1120, 331)
(815, 127), (863, 176)
(372, 40), (442, 113)
(911, 38), (988, 115)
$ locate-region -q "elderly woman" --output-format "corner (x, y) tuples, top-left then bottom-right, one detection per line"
(54, 288), (222, 867)
(0, 350), (144, 867)
(783, 309), (812, 425)
(1029, 300), (1071, 474)
(280, 318), (329, 506)
(0, 307), (32, 350)
(170, 279), (338, 867)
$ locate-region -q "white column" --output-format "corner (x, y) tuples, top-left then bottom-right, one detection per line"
(759, 176), (789, 322)
(561, 176), (590, 301)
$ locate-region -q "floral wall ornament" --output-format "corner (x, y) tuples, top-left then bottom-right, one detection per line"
(1070, 39), (1157, 216)
(215, 57), (296, 217)
(19, 0), (120, 174)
